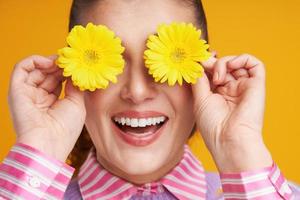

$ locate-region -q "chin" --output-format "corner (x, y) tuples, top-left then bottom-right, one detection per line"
(121, 153), (165, 175)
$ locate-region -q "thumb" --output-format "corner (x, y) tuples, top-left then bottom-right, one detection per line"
(191, 71), (212, 103)
(200, 51), (218, 73)
(64, 78), (85, 107)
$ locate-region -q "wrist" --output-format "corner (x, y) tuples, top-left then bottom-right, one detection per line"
(211, 136), (273, 173)
(16, 132), (71, 162)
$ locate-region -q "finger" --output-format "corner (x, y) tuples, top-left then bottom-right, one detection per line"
(11, 55), (54, 88)
(231, 68), (249, 79)
(200, 53), (218, 73)
(212, 56), (236, 85)
(227, 54), (265, 79)
(192, 72), (212, 103)
(53, 82), (63, 97)
(38, 69), (65, 93)
(217, 81), (239, 98)
(211, 51), (218, 58)
(47, 54), (58, 61)
(64, 79), (85, 106)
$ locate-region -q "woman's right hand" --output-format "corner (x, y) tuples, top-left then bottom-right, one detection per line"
(8, 55), (86, 162)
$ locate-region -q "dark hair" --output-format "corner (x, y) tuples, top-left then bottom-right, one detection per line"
(67, 0), (208, 175)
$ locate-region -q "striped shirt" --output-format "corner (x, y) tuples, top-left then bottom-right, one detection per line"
(0, 143), (299, 199)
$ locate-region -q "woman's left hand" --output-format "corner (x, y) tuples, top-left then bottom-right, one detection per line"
(192, 53), (273, 173)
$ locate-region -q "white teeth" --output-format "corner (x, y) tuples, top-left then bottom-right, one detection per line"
(131, 118), (139, 127)
(121, 118), (126, 125)
(146, 118), (152, 126)
(114, 116), (166, 128)
(125, 118), (131, 126)
(138, 118), (147, 127)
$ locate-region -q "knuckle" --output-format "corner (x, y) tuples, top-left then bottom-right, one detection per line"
(28, 54), (41, 59)
(241, 53), (251, 57)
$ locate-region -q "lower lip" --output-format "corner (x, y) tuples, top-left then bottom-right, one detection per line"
(111, 120), (167, 147)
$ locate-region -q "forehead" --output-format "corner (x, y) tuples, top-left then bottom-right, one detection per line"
(80, 0), (198, 43)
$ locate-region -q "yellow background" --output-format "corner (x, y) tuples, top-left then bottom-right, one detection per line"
(0, 1), (299, 183)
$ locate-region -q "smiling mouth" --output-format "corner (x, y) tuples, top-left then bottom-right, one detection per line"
(112, 116), (168, 136)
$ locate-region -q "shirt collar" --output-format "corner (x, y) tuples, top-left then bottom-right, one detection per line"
(78, 144), (206, 200)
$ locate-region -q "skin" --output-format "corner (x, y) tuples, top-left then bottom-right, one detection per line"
(9, 0), (272, 186)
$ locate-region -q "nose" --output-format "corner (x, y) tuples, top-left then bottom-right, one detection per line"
(120, 59), (158, 104)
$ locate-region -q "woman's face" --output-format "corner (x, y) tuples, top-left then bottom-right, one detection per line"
(83, 0), (199, 184)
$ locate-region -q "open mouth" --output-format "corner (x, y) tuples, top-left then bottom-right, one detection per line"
(111, 116), (169, 146)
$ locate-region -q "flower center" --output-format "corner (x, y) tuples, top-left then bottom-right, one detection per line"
(170, 48), (186, 63)
(84, 49), (100, 65)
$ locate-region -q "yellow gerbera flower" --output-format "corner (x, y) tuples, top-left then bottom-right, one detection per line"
(56, 22), (125, 91)
(144, 22), (211, 86)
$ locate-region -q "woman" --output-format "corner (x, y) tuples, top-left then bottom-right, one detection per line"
(1, 0), (299, 199)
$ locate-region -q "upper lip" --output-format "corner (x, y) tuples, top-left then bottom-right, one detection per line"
(112, 110), (168, 119)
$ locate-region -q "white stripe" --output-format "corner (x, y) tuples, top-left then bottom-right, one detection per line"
(175, 166), (206, 186)
(221, 172), (269, 184)
(165, 184), (205, 200)
(78, 164), (98, 183)
(270, 166), (280, 183)
(11, 146), (59, 174)
(223, 186), (276, 199)
(12, 146), (73, 179)
(184, 152), (205, 174)
(59, 167), (73, 178)
(0, 187), (24, 200)
(96, 184), (133, 200)
(279, 180), (292, 195)
(81, 170), (107, 191)
(0, 172), (58, 200)
(0, 172), (43, 198)
(78, 151), (95, 175)
(185, 147), (204, 167)
(84, 177), (119, 198)
(3, 158), (65, 192)
(181, 159), (205, 178)
(164, 174), (206, 193)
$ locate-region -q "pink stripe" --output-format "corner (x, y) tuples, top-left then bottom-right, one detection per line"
(171, 166), (206, 186)
(7, 151), (57, 178)
(79, 153), (96, 175)
(269, 166), (293, 199)
(0, 144), (73, 200)
(220, 167), (271, 179)
(15, 143), (64, 167)
(82, 171), (116, 195)
(0, 163), (65, 199)
(55, 172), (72, 185)
(0, 177), (40, 200)
(78, 145), (207, 199)
(0, 163), (49, 191)
(178, 160), (204, 179)
(183, 153), (204, 173)
(45, 185), (65, 199)
(60, 164), (75, 175)
(163, 178), (206, 197)
(79, 165), (102, 188)
(89, 179), (133, 199)
(78, 156), (98, 182)
(185, 147), (203, 167)
(222, 179), (272, 192)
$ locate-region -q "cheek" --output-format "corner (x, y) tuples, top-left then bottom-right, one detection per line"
(83, 91), (113, 139)
(84, 88), (117, 115)
(165, 84), (195, 134)
(169, 84), (194, 112)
